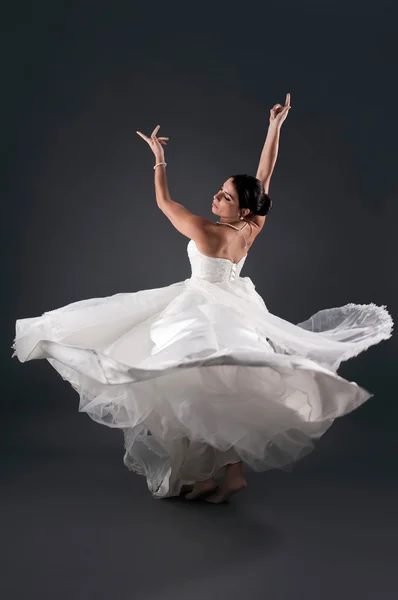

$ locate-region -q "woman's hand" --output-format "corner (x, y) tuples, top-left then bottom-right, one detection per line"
(269, 93), (291, 128)
(136, 125), (169, 162)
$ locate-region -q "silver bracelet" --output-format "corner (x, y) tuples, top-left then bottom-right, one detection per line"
(154, 162), (167, 169)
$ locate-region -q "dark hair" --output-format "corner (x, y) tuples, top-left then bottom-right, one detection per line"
(230, 174), (273, 216)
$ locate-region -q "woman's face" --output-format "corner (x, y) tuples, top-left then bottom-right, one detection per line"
(212, 178), (241, 219)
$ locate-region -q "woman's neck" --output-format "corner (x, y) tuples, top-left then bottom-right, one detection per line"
(217, 217), (244, 225)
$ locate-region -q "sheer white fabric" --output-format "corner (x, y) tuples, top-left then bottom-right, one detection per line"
(12, 239), (393, 498)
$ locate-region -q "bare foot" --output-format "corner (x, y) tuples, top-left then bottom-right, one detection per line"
(184, 478), (218, 500)
(205, 479), (247, 504)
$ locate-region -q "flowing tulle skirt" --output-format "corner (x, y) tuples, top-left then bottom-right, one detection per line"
(12, 275), (393, 498)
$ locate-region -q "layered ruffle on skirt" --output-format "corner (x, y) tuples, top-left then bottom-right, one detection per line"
(12, 275), (393, 498)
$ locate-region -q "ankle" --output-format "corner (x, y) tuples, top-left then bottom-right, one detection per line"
(225, 462), (244, 477)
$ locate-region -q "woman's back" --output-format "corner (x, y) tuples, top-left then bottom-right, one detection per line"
(194, 217), (263, 264)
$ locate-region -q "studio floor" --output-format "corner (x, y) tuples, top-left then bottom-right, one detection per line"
(2, 399), (398, 600)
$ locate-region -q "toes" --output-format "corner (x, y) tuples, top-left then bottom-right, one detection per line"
(205, 494), (225, 504)
(185, 489), (201, 500)
(185, 491), (202, 500)
(205, 481), (247, 503)
(184, 484), (218, 500)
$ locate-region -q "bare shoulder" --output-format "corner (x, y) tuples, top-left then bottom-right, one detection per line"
(160, 201), (220, 245)
(197, 218), (264, 261)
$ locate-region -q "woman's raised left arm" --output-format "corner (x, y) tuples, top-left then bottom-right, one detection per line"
(137, 126), (173, 212)
(136, 126), (216, 242)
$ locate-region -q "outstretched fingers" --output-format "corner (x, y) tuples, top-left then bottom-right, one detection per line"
(136, 131), (149, 142)
(136, 128), (169, 145)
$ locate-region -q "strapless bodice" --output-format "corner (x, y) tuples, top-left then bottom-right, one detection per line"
(187, 239), (247, 283)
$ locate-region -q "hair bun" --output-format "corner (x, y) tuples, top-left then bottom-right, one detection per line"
(230, 174), (273, 217)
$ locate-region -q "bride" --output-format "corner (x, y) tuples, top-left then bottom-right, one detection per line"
(12, 93), (393, 503)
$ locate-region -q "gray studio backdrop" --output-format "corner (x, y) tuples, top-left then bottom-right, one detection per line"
(4, 1), (397, 473)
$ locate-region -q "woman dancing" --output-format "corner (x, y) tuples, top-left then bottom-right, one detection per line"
(12, 93), (393, 503)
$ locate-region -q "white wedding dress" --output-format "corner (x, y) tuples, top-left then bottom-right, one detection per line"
(12, 235), (393, 498)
